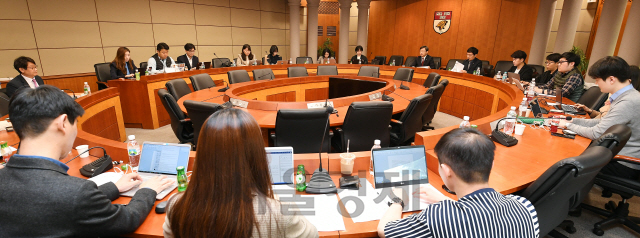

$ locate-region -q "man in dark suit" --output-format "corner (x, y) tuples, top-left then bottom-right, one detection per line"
(410, 46), (436, 69)
(506, 50), (534, 83)
(176, 43), (200, 70)
(0, 86), (174, 237)
(461, 47), (483, 74)
(6, 56), (45, 98)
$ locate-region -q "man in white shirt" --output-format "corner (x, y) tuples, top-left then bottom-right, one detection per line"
(6, 56), (45, 98)
(147, 42), (176, 74)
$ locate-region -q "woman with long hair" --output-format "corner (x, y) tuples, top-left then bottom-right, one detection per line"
(317, 48), (334, 64)
(265, 45), (282, 65)
(110, 47), (137, 79)
(163, 109), (318, 238)
(236, 44), (256, 66)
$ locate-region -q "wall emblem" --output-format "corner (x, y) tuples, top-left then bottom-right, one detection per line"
(434, 11), (452, 35)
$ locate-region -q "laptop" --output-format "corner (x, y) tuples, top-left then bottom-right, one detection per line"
(509, 77), (525, 92)
(265, 147), (295, 185)
(120, 142), (191, 200)
(372, 145), (439, 212)
(553, 86), (580, 113)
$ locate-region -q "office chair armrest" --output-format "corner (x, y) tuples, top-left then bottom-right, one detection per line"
(329, 129), (334, 138)
(179, 118), (191, 124)
(270, 131), (276, 140)
(390, 119), (403, 125)
(612, 155), (640, 165)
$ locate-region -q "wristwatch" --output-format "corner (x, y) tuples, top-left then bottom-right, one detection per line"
(388, 197), (405, 209)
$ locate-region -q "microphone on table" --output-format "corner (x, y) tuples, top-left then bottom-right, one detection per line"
(61, 89), (77, 99)
(399, 80), (410, 90)
(305, 105), (337, 194)
(323, 99), (339, 117)
(217, 81), (229, 92)
(383, 89), (411, 102)
(213, 53), (231, 68)
(64, 146), (113, 178)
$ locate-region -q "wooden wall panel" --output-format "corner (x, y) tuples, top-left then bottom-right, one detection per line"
(491, 0), (541, 64)
(423, 0), (463, 67)
(367, 0), (397, 59)
(392, 0), (429, 58)
(318, 13), (340, 59)
(80, 107), (121, 141)
(43, 74), (99, 93)
(454, 0), (502, 64)
(266, 91), (297, 102)
(305, 87), (329, 101)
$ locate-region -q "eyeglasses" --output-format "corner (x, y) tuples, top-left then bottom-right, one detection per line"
(27, 66), (37, 70)
(557, 60), (568, 65)
(187, 50), (195, 53)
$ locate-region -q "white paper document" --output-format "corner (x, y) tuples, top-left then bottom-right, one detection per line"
(452, 61), (464, 72)
(286, 194), (346, 232)
(338, 179), (388, 223)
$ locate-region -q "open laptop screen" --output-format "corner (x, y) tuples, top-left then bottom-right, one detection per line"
(138, 142), (191, 175)
(266, 147), (294, 185)
(372, 145), (429, 188)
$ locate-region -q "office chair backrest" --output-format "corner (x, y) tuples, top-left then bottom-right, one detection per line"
(358, 66), (380, 77)
(158, 89), (189, 142)
(227, 70), (251, 84)
(287, 67), (309, 77)
(262, 57), (266, 65)
(189, 73), (216, 91)
(423, 72), (441, 88)
(521, 146), (612, 237)
(0, 92), (9, 117)
(423, 80), (448, 125)
(389, 55), (404, 66)
(341, 101), (393, 151)
(184, 100), (223, 146)
(529, 64), (544, 78)
(212, 58), (230, 68)
(274, 108), (331, 153)
(404, 56), (417, 67)
(482, 63), (494, 77)
(588, 124), (632, 157)
(630, 65), (639, 90)
(296, 57), (313, 64)
(393, 68), (414, 82)
(432, 57), (442, 69)
(397, 93), (433, 141)
(94, 63), (111, 83)
(317, 65), (338, 76)
(140, 62), (148, 71)
(445, 59), (463, 70)
(374, 56), (386, 65)
(494, 60), (513, 74)
(252, 68), (275, 81)
(165, 78), (192, 100)
(576, 86), (608, 111)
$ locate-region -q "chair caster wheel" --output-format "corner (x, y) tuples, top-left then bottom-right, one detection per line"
(605, 201), (616, 210)
(593, 228), (604, 236)
(565, 226), (576, 234)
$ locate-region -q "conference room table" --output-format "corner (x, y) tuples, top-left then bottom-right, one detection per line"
(0, 65), (593, 237)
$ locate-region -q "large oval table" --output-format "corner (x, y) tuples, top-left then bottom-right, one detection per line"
(1, 64), (592, 237)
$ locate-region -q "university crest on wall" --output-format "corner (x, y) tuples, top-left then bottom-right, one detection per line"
(434, 11), (451, 34)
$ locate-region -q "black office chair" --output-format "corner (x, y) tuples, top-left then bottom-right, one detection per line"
(494, 60), (513, 74)
(94, 63), (111, 90)
(358, 66), (379, 78)
(576, 86), (608, 111)
(140, 62), (148, 72)
(212, 58), (231, 68)
(530, 64), (545, 78)
(165, 78), (192, 100)
(389, 55), (404, 66)
(189, 73), (216, 91)
(432, 57), (442, 69)
(445, 59), (463, 70)
(404, 56), (417, 67)
(227, 70), (251, 84)
(0, 92), (10, 117)
(287, 67), (308, 77)
(373, 56), (386, 65)
(157, 89), (193, 144)
(183, 100), (223, 147)
(271, 108), (332, 153)
(481, 60), (493, 76)
(296, 57), (313, 64)
(262, 57), (266, 65)
(423, 72), (441, 88)
(422, 79), (448, 130)
(332, 101), (393, 152)
(630, 65), (639, 90)
(390, 93), (433, 146)
(520, 146), (613, 238)
(252, 68), (275, 81)
(317, 65), (338, 76)
(393, 68), (414, 82)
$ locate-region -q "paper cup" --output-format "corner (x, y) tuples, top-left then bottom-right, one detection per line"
(525, 109), (531, 117)
(76, 145), (89, 158)
(514, 124), (526, 136)
(340, 153), (356, 175)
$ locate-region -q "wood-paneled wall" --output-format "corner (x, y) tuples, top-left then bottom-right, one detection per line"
(369, 0), (541, 66)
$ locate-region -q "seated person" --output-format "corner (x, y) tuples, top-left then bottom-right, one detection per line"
(377, 128), (539, 238)
(163, 108), (318, 238)
(236, 44), (256, 66)
(176, 43), (200, 70)
(461, 47), (482, 74)
(575, 66), (638, 119)
(110, 47), (137, 79)
(560, 56), (640, 180)
(147, 42), (176, 74)
(504, 50), (534, 82)
(0, 86), (173, 237)
(6, 56), (45, 98)
(350, 45), (368, 64)
(317, 48), (334, 64)
(409, 46), (436, 69)
(536, 53), (561, 85)
(265, 45), (282, 65)
(535, 52), (585, 102)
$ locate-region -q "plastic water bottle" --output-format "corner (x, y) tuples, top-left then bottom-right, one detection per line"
(127, 135), (141, 171)
(459, 116), (471, 128)
(370, 140), (381, 176)
(495, 71), (501, 80)
(475, 67), (481, 75)
(519, 97), (528, 117)
(145, 67), (150, 76)
(135, 69), (140, 81)
(200, 62), (205, 69)
(83, 82), (90, 95)
(504, 106), (517, 134)
(289, 58), (292, 64)
(502, 72), (508, 82)
(305, 58), (309, 64)
(527, 78), (536, 103)
(391, 59), (396, 66)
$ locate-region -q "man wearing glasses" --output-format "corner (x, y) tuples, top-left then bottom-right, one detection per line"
(535, 52), (585, 102)
(6, 56), (45, 98)
(537, 53), (561, 85)
(176, 43), (200, 70)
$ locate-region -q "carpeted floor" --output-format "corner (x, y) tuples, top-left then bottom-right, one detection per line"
(125, 112), (640, 237)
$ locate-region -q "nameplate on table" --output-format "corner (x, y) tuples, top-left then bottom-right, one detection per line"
(230, 98), (248, 108)
(393, 84), (397, 90)
(369, 92), (382, 101)
(307, 101), (334, 109)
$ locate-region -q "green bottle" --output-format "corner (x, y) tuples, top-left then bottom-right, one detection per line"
(135, 69), (140, 81)
(295, 165), (307, 192)
(177, 166), (188, 192)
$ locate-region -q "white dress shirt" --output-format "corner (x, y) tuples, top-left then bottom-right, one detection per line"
(147, 56), (176, 74)
(22, 74), (38, 88)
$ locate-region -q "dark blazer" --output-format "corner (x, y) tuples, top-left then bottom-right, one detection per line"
(537, 70), (557, 85)
(507, 64), (534, 83)
(350, 55), (368, 64)
(110, 61), (138, 80)
(0, 156), (158, 237)
(410, 55), (436, 69)
(176, 54), (200, 70)
(266, 54), (282, 64)
(462, 58), (483, 74)
(6, 74), (45, 98)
